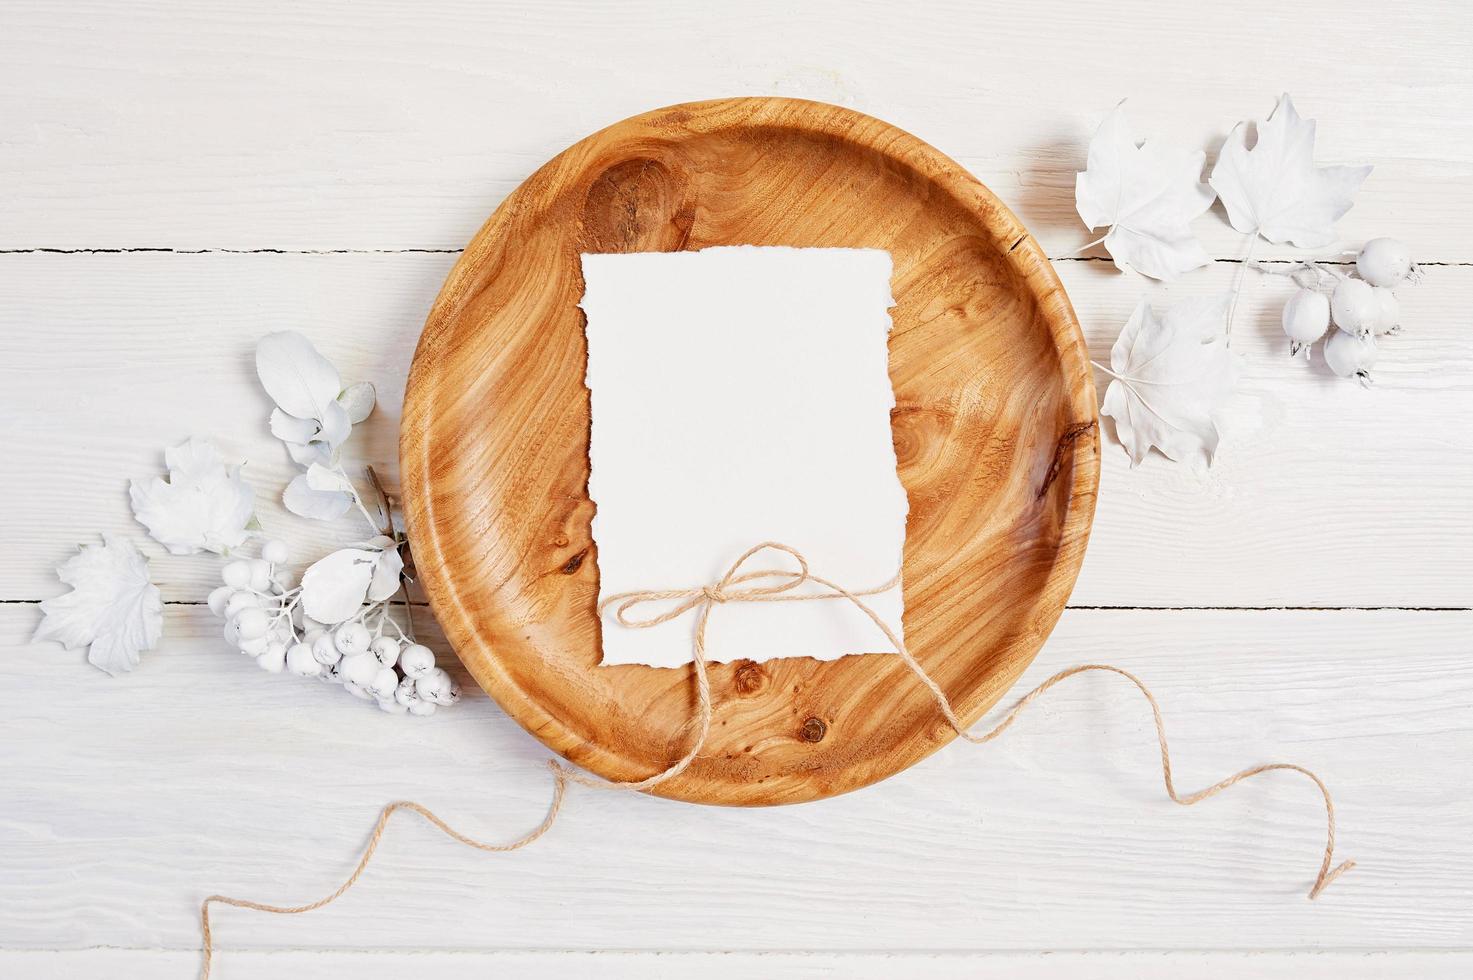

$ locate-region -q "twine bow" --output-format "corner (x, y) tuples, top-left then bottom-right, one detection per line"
(602, 541), (822, 627)
(557, 541), (900, 794)
(199, 541), (1354, 979)
(595, 539), (975, 739)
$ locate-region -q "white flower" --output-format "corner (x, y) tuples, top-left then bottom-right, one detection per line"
(36, 535), (164, 676)
(256, 331), (375, 467)
(129, 438), (257, 555)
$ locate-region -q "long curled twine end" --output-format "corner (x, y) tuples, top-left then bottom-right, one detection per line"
(198, 541), (1353, 977)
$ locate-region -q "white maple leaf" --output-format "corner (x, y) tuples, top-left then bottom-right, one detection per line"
(299, 543), (401, 624)
(1099, 294), (1242, 467)
(1075, 103), (1216, 281)
(35, 535), (164, 676)
(129, 438), (257, 555)
(1210, 94), (1372, 248)
(256, 332), (375, 467)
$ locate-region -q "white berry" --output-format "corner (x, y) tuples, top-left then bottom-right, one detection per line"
(285, 642), (320, 676)
(261, 539), (290, 565)
(399, 643), (436, 679)
(377, 697), (408, 714)
(234, 607), (269, 641)
(221, 560), (252, 589)
(223, 590), (261, 619)
(408, 699), (437, 716)
(247, 558), (274, 593)
(1324, 329), (1378, 384)
(311, 633), (342, 666)
(238, 634), (269, 656)
(1280, 288), (1329, 357)
(340, 652), (382, 687)
(394, 676), (421, 706)
(369, 667), (400, 699)
(207, 585), (233, 617)
(416, 668), (459, 706)
(370, 636), (401, 667)
(1330, 279), (1377, 337)
(343, 680), (375, 700)
(256, 643), (287, 673)
(334, 622), (372, 656)
(1356, 237), (1412, 288)
(1369, 287), (1400, 335)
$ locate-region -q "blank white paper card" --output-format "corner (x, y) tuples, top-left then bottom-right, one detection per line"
(580, 245), (907, 668)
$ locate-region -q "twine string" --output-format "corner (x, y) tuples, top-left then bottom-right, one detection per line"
(199, 541), (1353, 978)
(199, 778), (568, 979)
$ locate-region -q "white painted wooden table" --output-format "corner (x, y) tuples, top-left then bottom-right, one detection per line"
(3, 2), (1471, 977)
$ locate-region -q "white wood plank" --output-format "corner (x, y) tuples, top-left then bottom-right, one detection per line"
(8, 948), (1473, 980)
(5, 606), (1470, 952)
(1064, 258), (1473, 609)
(3, 253), (1468, 606)
(0, 1), (1470, 257)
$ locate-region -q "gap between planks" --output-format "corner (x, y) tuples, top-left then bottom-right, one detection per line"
(1, 248), (1469, 267)
(1, 598), (1467, 612)
(11, 944), (1473, 955)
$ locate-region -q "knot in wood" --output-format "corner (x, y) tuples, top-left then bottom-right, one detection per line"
(799, 716), (827, 743)
(733, 662), (766, 696)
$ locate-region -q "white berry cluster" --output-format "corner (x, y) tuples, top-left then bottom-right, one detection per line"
(1275, 237), (1417, 385)
(207, 538), (460, 715)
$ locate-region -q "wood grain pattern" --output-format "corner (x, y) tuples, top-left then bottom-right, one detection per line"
(11, 950), (1473, 979)
(5, 608), (1472, 953)
(400, 98), (1099, 805)
(4, 1), (1470, 259)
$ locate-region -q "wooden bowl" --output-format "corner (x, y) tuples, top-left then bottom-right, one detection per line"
(401, 98), (1098, 805)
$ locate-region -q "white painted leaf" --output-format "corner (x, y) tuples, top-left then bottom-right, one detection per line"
(128, 438), (257, 555)
(337, 382), (376, 424)
(285, 439), (332, 468)
(162, 438), (225, 484)
(1209, 94), (1372, 248)
(269, 408), (319, 445)
(1075, 103), (1215, 281)
(35, 535), (164, 676)
(257, 333), (371, 471)
(367, 546), (404, 602)
(283, 473), (353, 521)
(300, 548), (380, 624)
(305, 462), (353, 493)
(256, 331), (342, 423)
(1100, 294), (1242, 467)
(316, 398), (352, 450)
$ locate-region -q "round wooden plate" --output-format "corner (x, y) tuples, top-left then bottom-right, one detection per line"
(401, 98), (1098, 806)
